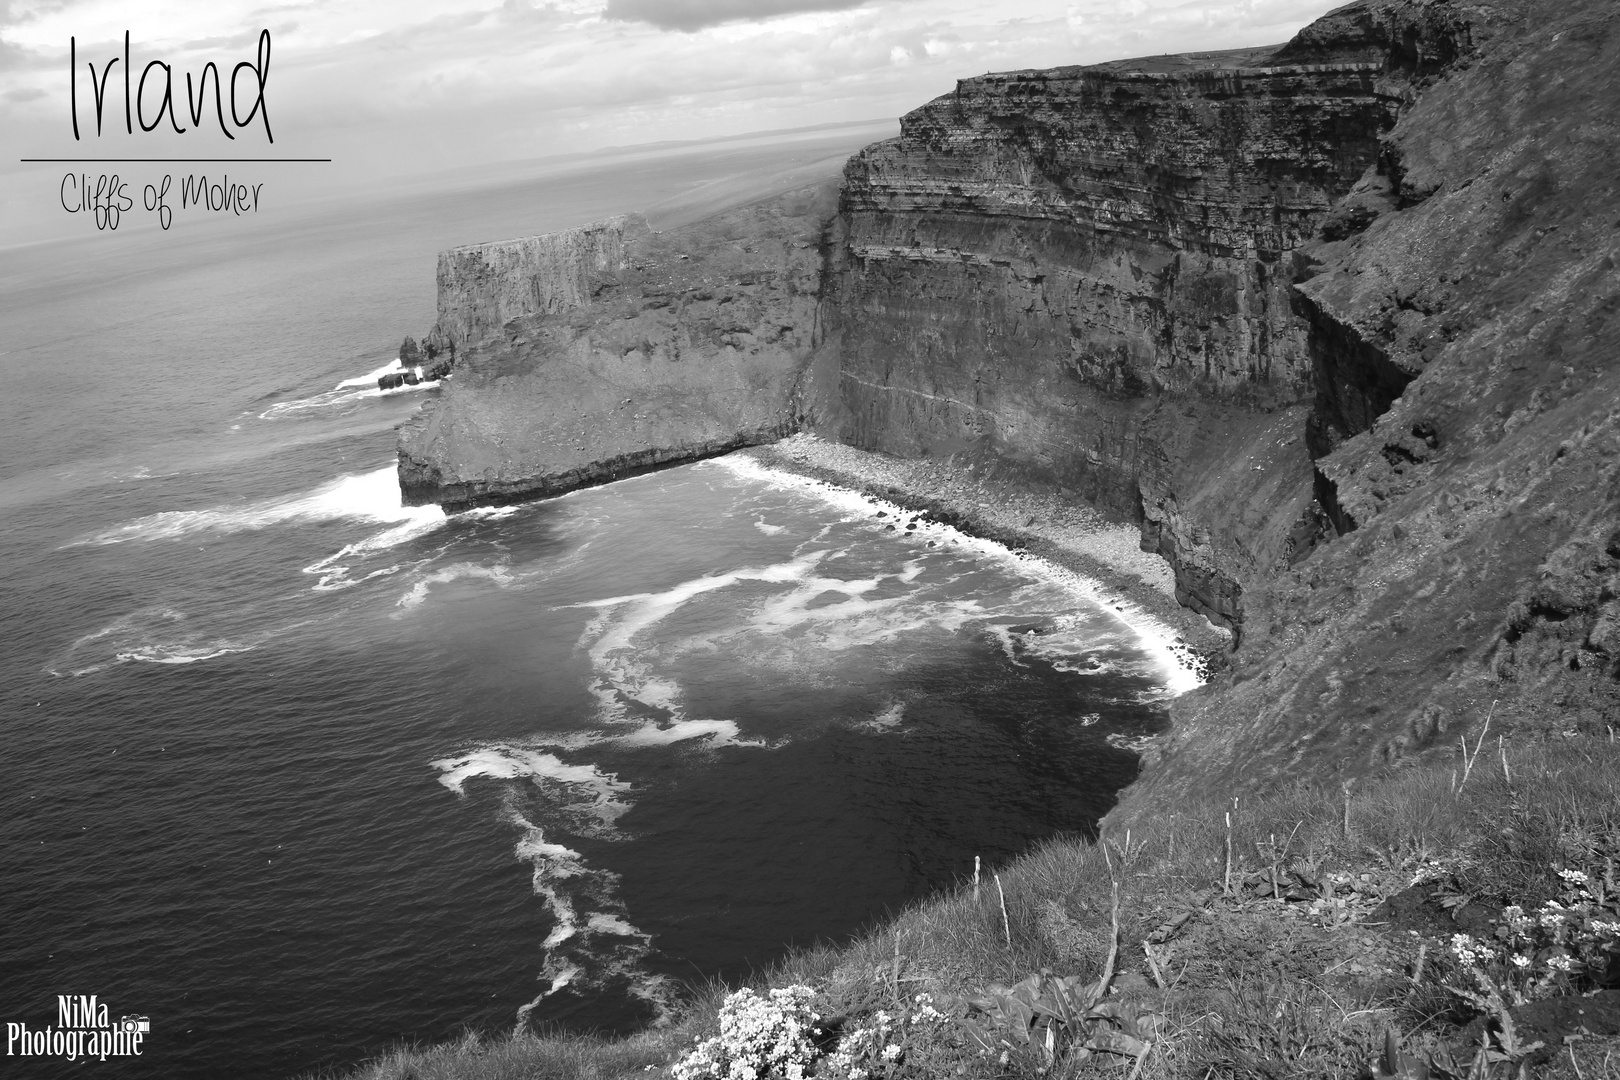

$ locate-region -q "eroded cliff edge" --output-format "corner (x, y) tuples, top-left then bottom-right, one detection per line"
(397, 184), (836, 510)
(398, 0), (1620, 815)
(1110, 0), (1620, 824)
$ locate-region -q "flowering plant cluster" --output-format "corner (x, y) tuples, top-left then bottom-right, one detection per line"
(673, 986), (822, 1080)
(821, 994), (949, 1080)
(1445, 863), (1620, 1008)
(671, 985), (957, 1080)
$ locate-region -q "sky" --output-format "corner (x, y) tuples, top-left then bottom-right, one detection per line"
(1, 0), (1346, 181)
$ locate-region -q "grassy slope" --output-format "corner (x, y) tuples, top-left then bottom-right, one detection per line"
(341, 734), (1620, 1080)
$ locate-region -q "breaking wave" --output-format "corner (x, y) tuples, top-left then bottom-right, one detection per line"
(79, 466), (445, 547)
(707, 455), (1204, 696)
(258, 359), (439, 420)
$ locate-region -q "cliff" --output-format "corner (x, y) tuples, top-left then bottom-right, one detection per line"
(822, 9), (1489, 633)
(818, 0), (1620, 819)
(397, 184), (837, 510)
(396, 0), (1619, 817)
(1111, 0), (1620, 822)
(429, 219), (638, 356)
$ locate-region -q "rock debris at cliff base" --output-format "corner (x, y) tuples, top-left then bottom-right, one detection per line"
(746, 433), (1231, 671)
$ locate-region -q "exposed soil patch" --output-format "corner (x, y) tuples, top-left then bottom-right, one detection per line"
(1375, 884), (1498, 940)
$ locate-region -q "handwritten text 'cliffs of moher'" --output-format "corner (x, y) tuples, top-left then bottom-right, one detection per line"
(64, 173), (263, 230)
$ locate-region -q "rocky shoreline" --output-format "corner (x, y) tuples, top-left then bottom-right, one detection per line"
(395, 0), (1620, 822)
(742, 434), (1232, 678)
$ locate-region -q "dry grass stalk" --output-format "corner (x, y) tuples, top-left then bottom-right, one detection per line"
(994, 872), (1011, 948)
(1142, 940), (1167, 990)
(1092, 878), (1121, 1006)
(1126, 1038), (1153, 1080)
(1270, 833), (1279, 901)
(1223, 811), (1234, 897)
(890, 930), (903, 1004)
(1455, 699), (1497, 796)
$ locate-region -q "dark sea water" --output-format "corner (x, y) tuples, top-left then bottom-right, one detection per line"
(0, 131), (1192, 1079)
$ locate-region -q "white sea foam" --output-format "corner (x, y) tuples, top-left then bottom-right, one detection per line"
(114, 643), (256, 665)
(81, 466), (445, 549)
(855, 702), (906, 733)
(739, 567), (986, 657)
(586, 913), (643, 936)
(607, 718), (751, 748)
(753, 517), (785, 535)
(477, 793), (670, 1029)
(394, 562), (515, 610)
(1106, 731), (1160, 753)
(565, 549), (834, 728)
(259, 360), (438, 419)
(559, 545), (1017, 740)
(431, 745), (632, 832)
(984, 614), (1139, 679)
(462, 504), (524, 520)
(708, 454), (1204, 696)
(578, 549), (980, 687)
(47, 606), (268, 676)
(336, 360), (412, 389)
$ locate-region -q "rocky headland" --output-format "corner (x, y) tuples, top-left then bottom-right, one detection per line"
(396, 183), (837, 510)
(396, 0), (1619, 824)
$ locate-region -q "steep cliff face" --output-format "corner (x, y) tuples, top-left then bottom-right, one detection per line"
(429, 218), (638, 355)
(1108, 0), (1620, 823)
(398, 183), (837, 510)
(824, 34), (1431, 630)
(820, 0), (1619, 816)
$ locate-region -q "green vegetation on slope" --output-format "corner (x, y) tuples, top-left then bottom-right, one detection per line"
(340, 733), (1620, 1080)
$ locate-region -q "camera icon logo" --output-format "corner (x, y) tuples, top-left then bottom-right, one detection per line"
(118, 1015), (150, 1034)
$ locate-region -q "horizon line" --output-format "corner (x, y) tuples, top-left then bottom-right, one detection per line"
(19, 158), (332, 163)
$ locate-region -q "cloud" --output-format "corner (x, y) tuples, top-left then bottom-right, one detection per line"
(604, 0), (875, 33)
(0, 0), (1347, 184)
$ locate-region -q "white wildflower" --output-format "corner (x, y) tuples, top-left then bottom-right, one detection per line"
(1450, 933), (1490, 966)
(672, 986), (821, 1080)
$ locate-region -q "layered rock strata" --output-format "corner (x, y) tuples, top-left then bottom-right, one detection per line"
(397, 184), (837, 510)
(429, 219), (637, 355)
(1111, 0), (1620, 822)
(823, 8), (1495, 632)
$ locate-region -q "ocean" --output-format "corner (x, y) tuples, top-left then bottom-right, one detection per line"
(0, 127), (1191, 1078)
